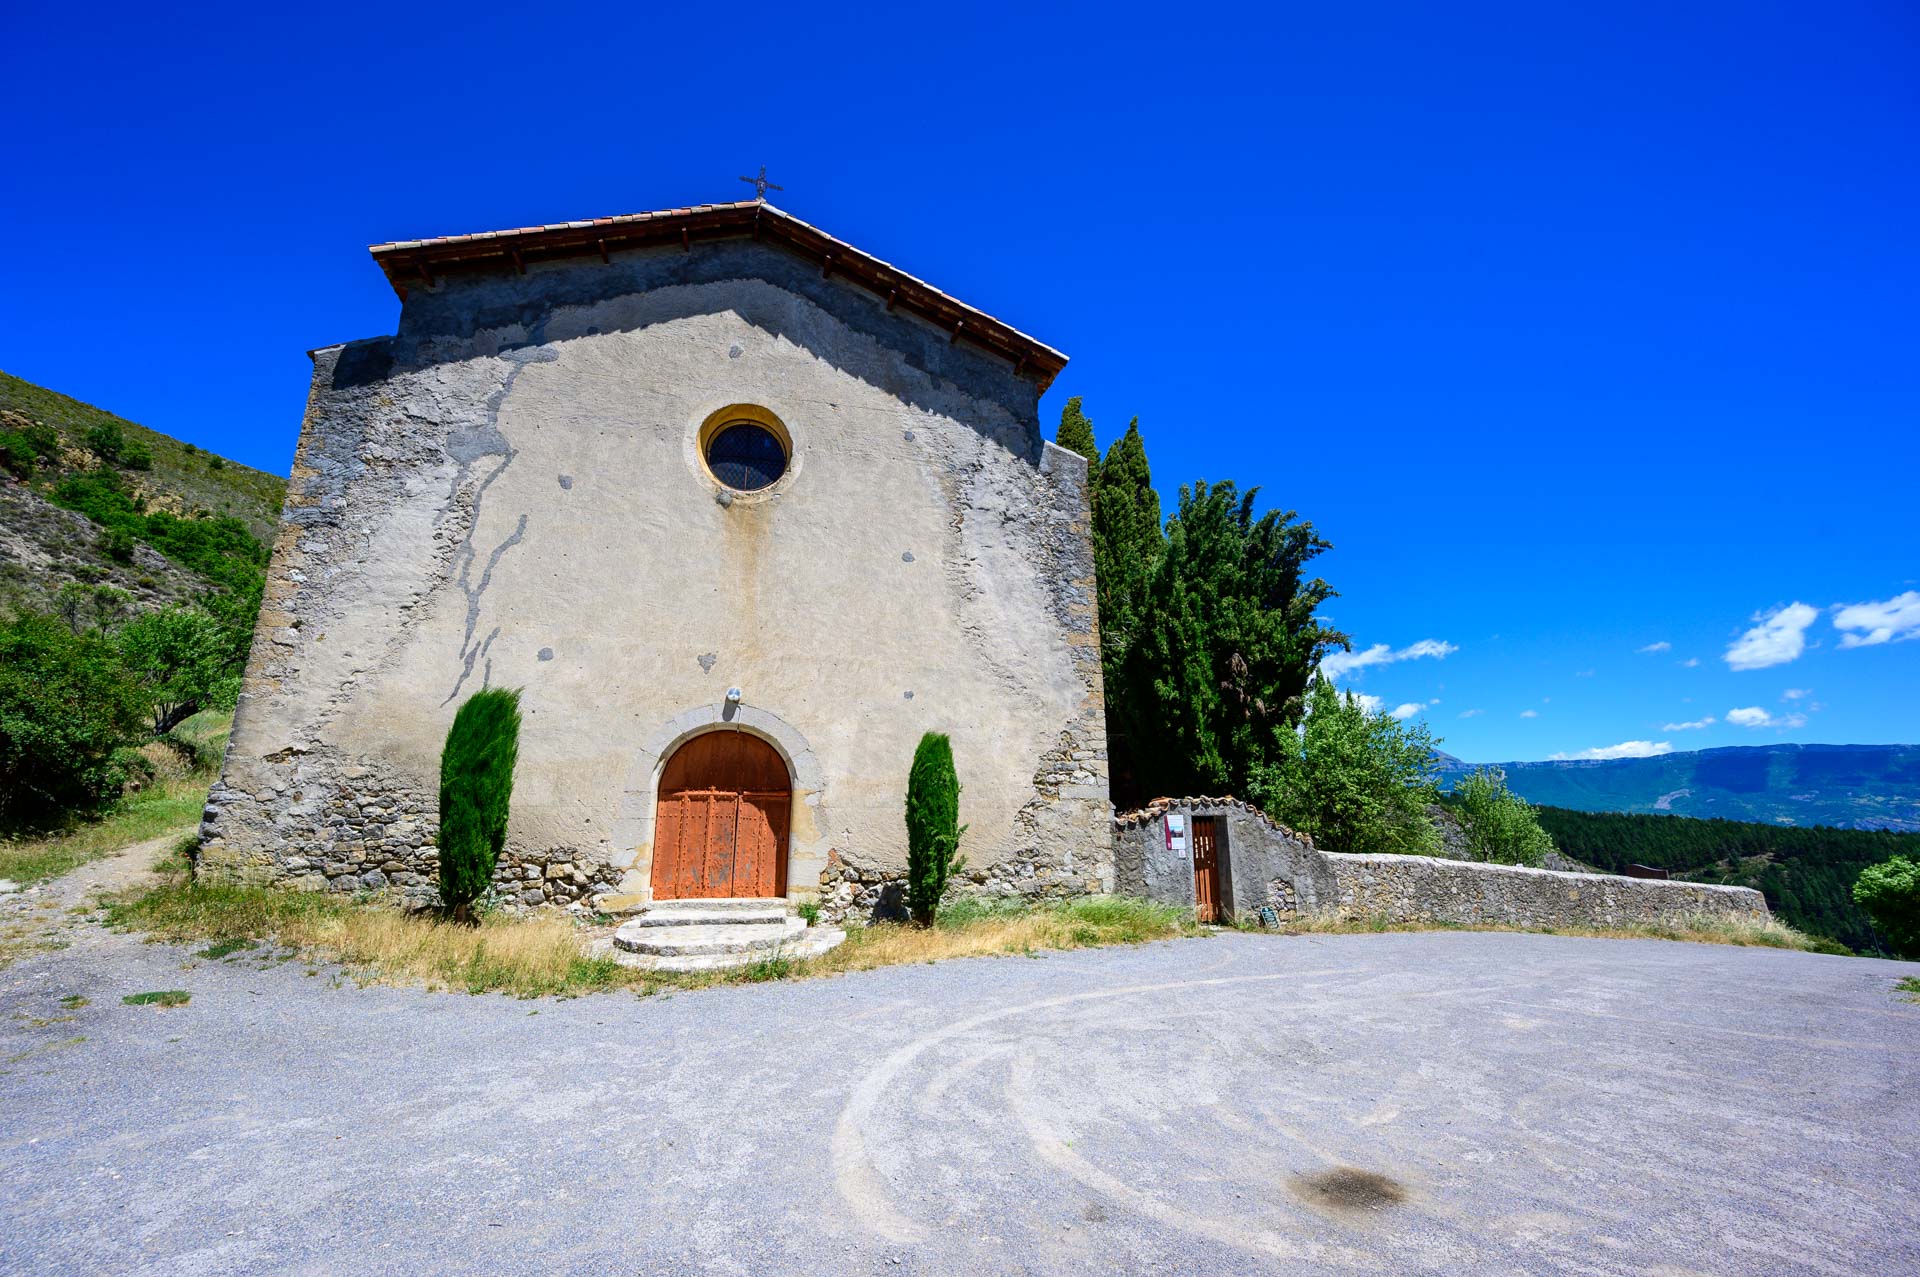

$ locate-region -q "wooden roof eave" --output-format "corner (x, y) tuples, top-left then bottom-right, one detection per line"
(368, 204), (1067, 392)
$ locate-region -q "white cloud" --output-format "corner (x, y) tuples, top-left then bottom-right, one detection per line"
(1574, 669), (1596, 678)
(1662, 716), (1716, 731)
(1727, 706), (1808, 730)
(1636, 641), (1671, 653)
(1349, 692), (1385, 716)
(1388, 701), (1432, 720)
(1519, 709), (1539, 719)
(1457, 708), (1485, 718)
(1680, 657), (1700, 668)
(1550, 740), (1674, 761)
(1781, 688), (1810, 701)
(1833, 591), (1920, 648)
(1724, 602), (1819, 671)
(1319, 638), (1458, 681)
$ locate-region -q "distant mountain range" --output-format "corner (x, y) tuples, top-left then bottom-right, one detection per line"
(1435, 743), (1920, 833)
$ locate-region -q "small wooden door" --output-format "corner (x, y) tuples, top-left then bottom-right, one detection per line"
(650, 732), (791, 900)
(1192, 816), (1222, 923)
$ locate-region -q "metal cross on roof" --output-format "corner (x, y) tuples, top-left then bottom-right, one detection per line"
(738, 165), (784, 201)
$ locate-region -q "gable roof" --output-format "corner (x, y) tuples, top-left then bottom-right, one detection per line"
(368, 201), (1068, 391)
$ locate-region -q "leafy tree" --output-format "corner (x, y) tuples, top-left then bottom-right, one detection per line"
(1252, 679), (1440, 856)
(1854, 856), (1920, 959)
(1055, 396), (1099, 469)
(1118, 480), (1345, 798)
(438, 688), (523, 923)
(115, 606), (237, 736)
(0, 611), (146, 829)
(905, 731), (967, 926)
(1450, 767), (1555, 866)
(55, 582), (135, 634)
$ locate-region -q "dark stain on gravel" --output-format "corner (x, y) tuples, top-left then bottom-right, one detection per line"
(1292, 1166), (1408, 1214)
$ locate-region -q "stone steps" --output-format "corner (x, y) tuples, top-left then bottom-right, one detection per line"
(599, 897), (846, 972)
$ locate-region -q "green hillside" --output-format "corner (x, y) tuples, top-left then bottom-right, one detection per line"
(0, 370), (286, 618)
(1533, 805), (1918, 953)
(1437, 744), (1920, 832)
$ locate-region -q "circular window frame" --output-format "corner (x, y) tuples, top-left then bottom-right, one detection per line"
(695, 403), (795, 499)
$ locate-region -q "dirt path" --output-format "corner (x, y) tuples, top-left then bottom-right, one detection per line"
(0, 827), (189, 966)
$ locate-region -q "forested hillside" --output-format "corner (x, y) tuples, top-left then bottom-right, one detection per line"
(1436, 744), (1920, 832)
(1533, 806), (1918, 953)
(0, 370), (284, 830)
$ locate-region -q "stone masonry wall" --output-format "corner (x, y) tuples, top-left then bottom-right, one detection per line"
(1114, 801), (1769, 930)
(1321, 852), (1768, 929)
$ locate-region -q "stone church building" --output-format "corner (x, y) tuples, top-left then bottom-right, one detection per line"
(198, 200), (1113, 924)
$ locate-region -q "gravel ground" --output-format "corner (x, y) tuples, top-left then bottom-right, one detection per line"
(2, 886), (1917, 1276)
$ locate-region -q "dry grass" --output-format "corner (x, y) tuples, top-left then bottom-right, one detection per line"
(1272, 910), (1839, 952)
(0, 775), (209, 887)
(105, 872), (1199, 999)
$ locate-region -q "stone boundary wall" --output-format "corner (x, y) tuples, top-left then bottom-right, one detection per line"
(1318, 851), (1769, 928)
(1113, 800), (1770, 930)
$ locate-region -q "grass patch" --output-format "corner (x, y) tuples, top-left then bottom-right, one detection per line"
(193, 939), (256, 960)
(58, 995), (88, 1008)
(107, 868), (1200, 999)
(1276, 911), (1835, 952)
(1896, 977), (1920, 1003)
(121, 990), (190, 1007)
(0, 774), (209, 886)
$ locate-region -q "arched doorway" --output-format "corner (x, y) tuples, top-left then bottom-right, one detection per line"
(649, 731), (792, 900)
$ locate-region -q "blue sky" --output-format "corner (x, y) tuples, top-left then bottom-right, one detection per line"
(2, 1), (1914, 762)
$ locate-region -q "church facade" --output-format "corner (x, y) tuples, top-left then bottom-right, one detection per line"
(198, 201), (1112, 920)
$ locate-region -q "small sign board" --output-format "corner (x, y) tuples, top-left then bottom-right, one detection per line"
(1165, 813), (1188, 857)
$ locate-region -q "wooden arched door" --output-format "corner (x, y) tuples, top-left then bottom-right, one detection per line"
(650, 731), (791, 900)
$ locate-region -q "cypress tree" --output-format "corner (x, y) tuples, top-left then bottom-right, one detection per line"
(438, 687), (523, 924)
(1090, 419), (1162, 666)
(1120, 481), (1346, 799)
(1089, 420), (1164, 801)
(904, 731), (967, 926)
(1055, 396), (1099, 470)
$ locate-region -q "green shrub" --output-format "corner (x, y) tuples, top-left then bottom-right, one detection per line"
(120, 437), (153, 471)
(99, 528), (136, 563)
(0, 611), (145, 829)
(1854, 856), (1920, 959)
(438, 688), (522, 923)
(905, 731), (967, 926)
(85, 420), (126, 463)
(1451, 767), (1555, 866)
(1251, 678), (1440, 856)
(0, 422), (60, 480)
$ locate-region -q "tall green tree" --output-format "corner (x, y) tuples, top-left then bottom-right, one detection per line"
(1252, 679), (1440, 856)
(1055, 396), (1099, 469)
(904, 731), (967, 926)
(1118, 480), (1345, 799)
(438, 688), (523, 923)
(1090, 420), (1161, 666)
